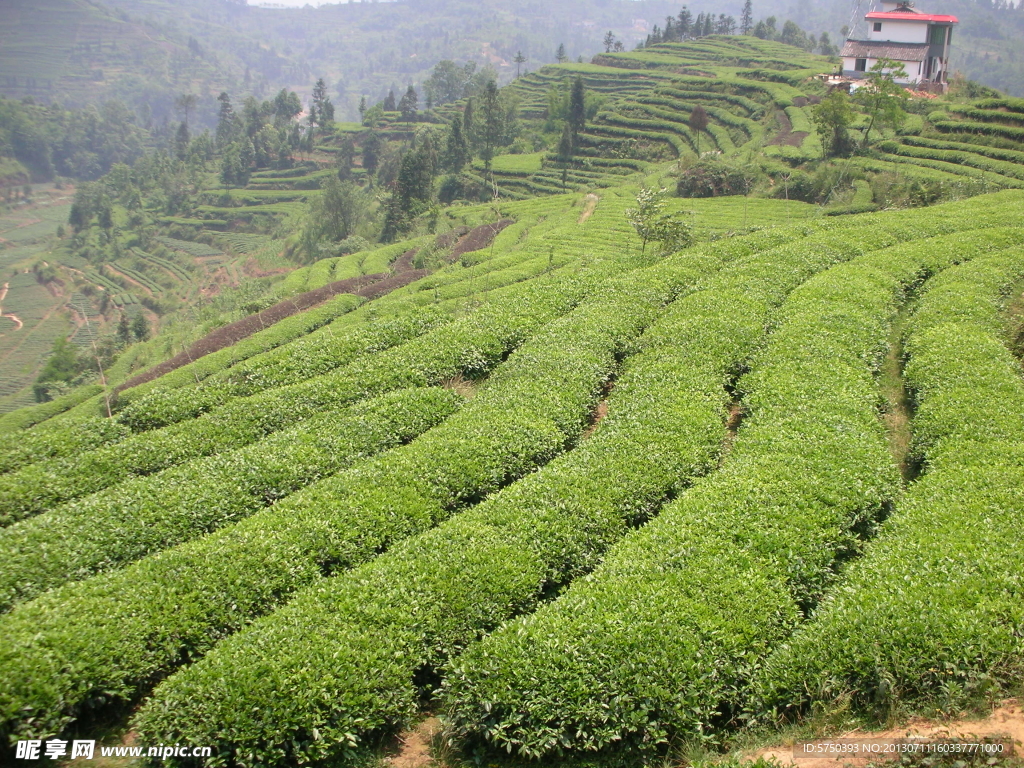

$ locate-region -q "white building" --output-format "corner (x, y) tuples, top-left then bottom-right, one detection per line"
(840, 1), (957, 91)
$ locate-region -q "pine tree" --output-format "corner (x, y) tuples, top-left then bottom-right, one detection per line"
(568, 75), (586, 141)
(216, 92), (238, 148)
(383, 90), (396, 111)
(678, 6), (693, 38)
(514, 51), (526, 77)
(741, 0), (753, 34)
(463, 97), (476, 151)
(445, 116), (468, 172)
(362, 130), (381, 176)
(311, 78), (334, 133)
(358, 96), (367, 119)
(603, 31), (616, 52)
(557, 121), (573, 161)
(175, 121), (190, 160)
(556, 43), (568, 63)
(398, 85), (418, 121)
(480, 80), (502, 170)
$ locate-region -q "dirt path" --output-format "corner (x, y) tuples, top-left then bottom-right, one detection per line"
(578, 193), (600, 224)
(767, 110), (808, 148)
(1, 313), (23, 331)
(748, 699), (1024, 768)
(0, 281), (8, 304)
(387, 717), (442, 768)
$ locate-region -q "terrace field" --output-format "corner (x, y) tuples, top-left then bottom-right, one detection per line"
(2, 31), (1024, 768)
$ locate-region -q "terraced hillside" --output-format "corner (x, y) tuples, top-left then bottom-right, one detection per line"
(0, 181), (1023, 767)
(4, 31), (1024, 768)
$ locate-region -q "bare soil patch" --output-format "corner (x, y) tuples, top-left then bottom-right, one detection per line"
(388, 717), (442, 768)
(578, 193), (600, 224)
(748, 700), (1024, 768)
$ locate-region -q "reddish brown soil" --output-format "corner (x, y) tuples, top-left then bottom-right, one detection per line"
(114, 272), (384, 395)
(114, 219), (514, 398)
(449, 219), (514, 260)
(387, 717), (442, 768)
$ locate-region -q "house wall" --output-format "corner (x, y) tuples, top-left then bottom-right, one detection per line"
(842, 56), (923, 82)
(867, 20), (929, 42)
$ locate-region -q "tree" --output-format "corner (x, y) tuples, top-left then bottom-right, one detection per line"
(398, 85), (418, 121)
(303, 176), (367, 255)
(216, 92), (239, 148)
(383, 90), (397, 111)
(811, 89), (856, 157)
(174, 121), (191, 161)
(568, 76), (586, 141)
(741, 0), (753, 34)
(604, 31), (616, 52)
(818, 32), (838, 56)
(678, 6), (693, 38)
(556, 43), (568, 63)
(174, 94), (197, 127)
(337, 137), (355, 180)
(856, 58), (908, 147)
(358, 96), (367, 120)
(362, 130), (381, 176)
(424, 60), (476, 106)
(131, 314), (150, 341)
(273, 89), (302, 125)
(480, 80), (502, 170)
(557, 122), (573, 161)
(625, 186), (693, 256)
(514, 51), (526, 78)
(463, 97), (476, 151)
(310, 78), (334, 133)
(689, 104), (708, 155)
(116, 312), (132, 345)
(444, 116), (468, 172)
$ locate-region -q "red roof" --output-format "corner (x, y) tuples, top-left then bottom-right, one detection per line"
(866, 11), (958, 23)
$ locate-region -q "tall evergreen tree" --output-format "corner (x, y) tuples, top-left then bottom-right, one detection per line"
(362, 130), (381, 176)
(741, 0), (754, 34)
(556, 43), (568, 63)
(678, 6), (693, 38)
(603, 31), (616, 52)
(462, 97), (476, 151)
(514, 51), (526, 77)
(445, 116), (468, 172)
(216, 92), (238, 148)
(398, 85), (418, 121)
(174, 121), (190, 160)
(568, 76), (586, 141)
(480, 80), (501, 170)
(311, 78), (334, 133)
(383, 90), (397, 111)
(557, 122), (573, 161)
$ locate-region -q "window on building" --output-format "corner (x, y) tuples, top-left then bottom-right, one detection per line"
(855, 58), (867, 71)
(873, 22), (882, 31)
(929, 25), (947, 45)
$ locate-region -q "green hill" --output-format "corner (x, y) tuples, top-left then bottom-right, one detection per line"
(2, 31), (1024, 768)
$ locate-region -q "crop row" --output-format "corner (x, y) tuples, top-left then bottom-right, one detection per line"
(0, 293), (366, 476)
(0, 388), (460, 610)
(932, 118), (1024, 144)
(902, 134), (1024, 164)
(946, 104), (1024, 127)
(132, 197), (888, 766)
(873, 149), (1024, 188)
(879, 140), (1024, 181)
(154, 236), (222, 257)
(0, 242), (719, 744)
(440, 219), (1024, 758)
(0, 276), (612, 603)
(118, 304), (455, 431)
(118, 229), (585, 432)
(134, 249), (191, 281)
(754, 244), (1024, 718)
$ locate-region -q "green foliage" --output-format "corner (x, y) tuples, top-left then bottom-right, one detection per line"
(856, 59), (909, 148)
(625, 186), (693, 256)
(440, 203), (1024, 759)
(812, 89), (856, 158)
(676, 157), (760, 198)
(755, 235), (1024, 721)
